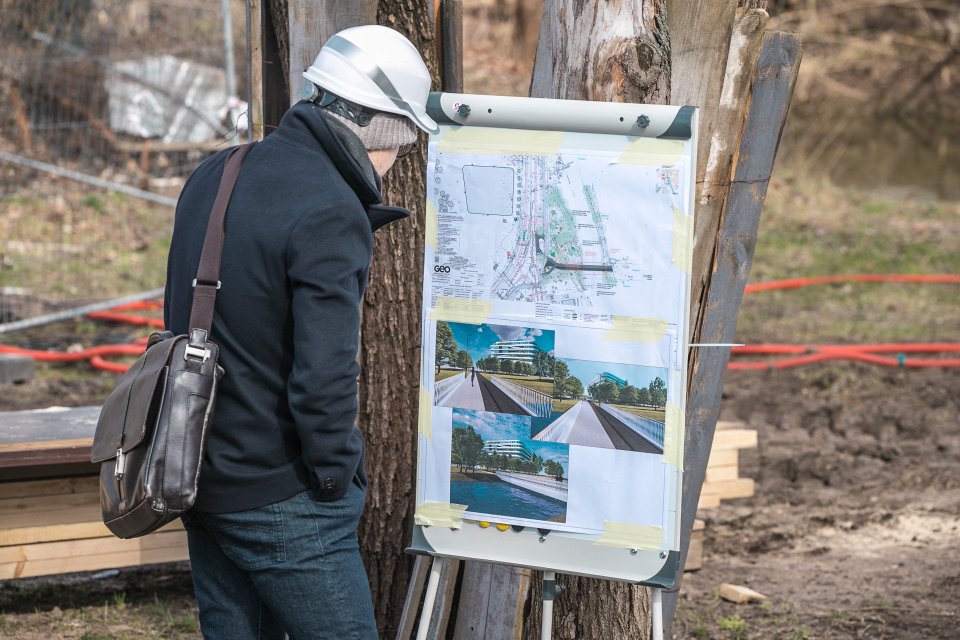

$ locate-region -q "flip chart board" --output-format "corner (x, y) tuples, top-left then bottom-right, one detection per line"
(411, 92), (697, 586)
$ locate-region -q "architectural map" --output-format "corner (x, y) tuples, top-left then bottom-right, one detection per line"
(427, 144), (688, 321)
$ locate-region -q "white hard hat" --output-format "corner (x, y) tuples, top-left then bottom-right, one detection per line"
(303, 25), (439, 135)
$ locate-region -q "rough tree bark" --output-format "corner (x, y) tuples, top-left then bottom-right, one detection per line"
(262, 1), (438, 635)
(360, 3), (438, 635)
(523, 2), (669, 637)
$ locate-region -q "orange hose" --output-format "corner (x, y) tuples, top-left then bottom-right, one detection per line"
(731, 275), (960, 369)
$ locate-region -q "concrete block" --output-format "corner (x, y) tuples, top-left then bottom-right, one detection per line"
(0, 354), (36, 385)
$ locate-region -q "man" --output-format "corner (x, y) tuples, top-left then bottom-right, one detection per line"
(163, 25), (437, 639)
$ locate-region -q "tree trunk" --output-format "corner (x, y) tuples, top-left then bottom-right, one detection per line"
(262, 1), (438, 635)
(360, 2), (438, 636)
(523, 1), (669, 637)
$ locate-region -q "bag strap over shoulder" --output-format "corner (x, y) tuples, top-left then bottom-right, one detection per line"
(188, 142), (256, 336)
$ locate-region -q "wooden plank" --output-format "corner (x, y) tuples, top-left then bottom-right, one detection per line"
(689, 8), (770, 319)
(666, 31), (802, 633)
(396, 555), (432, 640)
(715, 420), (747, 431)
(697, 493), (721, 510)
(684, 519), (704, 572)
(287, 1), (377, 108)
(0, 475), (99, 500)
(453, 562), (528, 640)
(667, 0), (737, 181)
(712, 429), (758, 450)
(0, 531), (189, 580)
(425, 558), (460, 640)
(710, 478), (755, 500)
(0, 516), (184, 547)
(1, 502), (103, 529)
(704, 464), (740, 483)
(249, 0), (264, 140)
(719, 583), (767, 604)
(705, 448), (739, 468)
(0, 488), (101, 514)
(0, 528), (185, 564)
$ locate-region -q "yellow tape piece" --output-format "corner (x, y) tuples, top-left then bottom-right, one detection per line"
(418, 387), (433, 442)
(425, 199), (438, 252)
(594, 522), (664, 550)
(414, 502), (468, 529)
(615, 138), (684, 165)
(662, 403), (684, 468)
(428, 297), (493, 324)
(438, 126), (564, 156)
(671, 205), (692, 274)
(603, 316), (668, 343)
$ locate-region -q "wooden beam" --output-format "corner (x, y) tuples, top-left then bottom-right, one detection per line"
(396, 554), (431, 640)
(439, 0), (463, 92)
(260, 0), (289, 135)
(664, 30), (803, 634)
(425, 558), (460, 640)
(0, 529), (188, 580)
(689, 8), (769, 330)
(286, 1), (378, 107)
(452, 563), (529, 640)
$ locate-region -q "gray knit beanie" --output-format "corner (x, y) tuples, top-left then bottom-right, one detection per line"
(325, 109), (418, 150)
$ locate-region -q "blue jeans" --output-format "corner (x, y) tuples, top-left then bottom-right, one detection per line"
(181, 483), (377, 639)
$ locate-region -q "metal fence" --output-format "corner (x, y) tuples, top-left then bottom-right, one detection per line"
(0, 0), (247, 328)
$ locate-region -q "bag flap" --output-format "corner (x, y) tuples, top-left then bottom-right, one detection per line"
(91, 335), (183, 462)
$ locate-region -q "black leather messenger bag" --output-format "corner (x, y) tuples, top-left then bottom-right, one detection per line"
(91, 143), (254, 539)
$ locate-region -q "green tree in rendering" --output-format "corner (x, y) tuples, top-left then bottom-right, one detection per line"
(648, 376), (667, 408)
(564, 376), (584, 400)
(451, 427), (484, 473)
(455, 349), (472, 371)
(436, 321), (459, 373)
(553, 360), (570, 398)
(619, 384), (640, 406)
(588, 380), (620, 403)
(636, 387), (651, 406)
(544, 459), (565, 481)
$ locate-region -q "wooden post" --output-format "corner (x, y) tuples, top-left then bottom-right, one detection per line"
(260, 0), (289, 135)
(439, 0), (463, 92)
(663, 30), (803, 635)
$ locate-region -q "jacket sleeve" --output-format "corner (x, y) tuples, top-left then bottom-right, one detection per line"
(285, 203), (372, 500)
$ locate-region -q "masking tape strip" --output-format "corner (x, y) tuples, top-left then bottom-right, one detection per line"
(594, 522), (663, 550)
(662, 402), (683, 468)
(425, 199), (438, 252)
(615, 138), (685, 165)
(418, 387), (433, 441)
(428, 297), (493, 324)
(671, 206), (692, 274)
(438, 127), (564, 156)
(414, 502), (468, 529)
(603, 316), (669, 343)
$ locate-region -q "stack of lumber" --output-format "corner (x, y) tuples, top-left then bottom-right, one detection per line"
(685, 420), (758, 572)
(0, 475), (187, 580)
(697, 420), (757, 511)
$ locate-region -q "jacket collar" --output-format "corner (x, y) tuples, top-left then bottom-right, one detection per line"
(273, 101), (411, 232)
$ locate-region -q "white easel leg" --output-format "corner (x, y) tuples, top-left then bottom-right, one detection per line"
(651, 588), (664, 640)
(415, 557), (445, 640)
(541, 571), (556, 640)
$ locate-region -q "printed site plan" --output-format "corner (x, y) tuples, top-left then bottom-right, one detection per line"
(417, 124), (695, 542)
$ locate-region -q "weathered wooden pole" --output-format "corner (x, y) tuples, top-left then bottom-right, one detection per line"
(663, 30), (803, 636)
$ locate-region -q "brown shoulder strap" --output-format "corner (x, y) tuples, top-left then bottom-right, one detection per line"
(188, 142), (256, 334)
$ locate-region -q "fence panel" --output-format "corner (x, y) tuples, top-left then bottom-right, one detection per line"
(0, 0), (247, 326)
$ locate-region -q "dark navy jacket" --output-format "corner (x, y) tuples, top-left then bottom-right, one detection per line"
(164, 101), (408, 513)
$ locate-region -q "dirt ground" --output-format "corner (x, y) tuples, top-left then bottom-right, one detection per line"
(674, 364), (960, 639)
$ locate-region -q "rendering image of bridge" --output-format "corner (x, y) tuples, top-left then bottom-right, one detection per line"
(435, 370), (552, 418)
(533, 400), (664, 453)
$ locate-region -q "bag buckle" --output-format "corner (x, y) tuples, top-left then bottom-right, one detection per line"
(115, 449), (126, 479)
(192, 278), (221, 289)
(184, 344), (211, 362)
